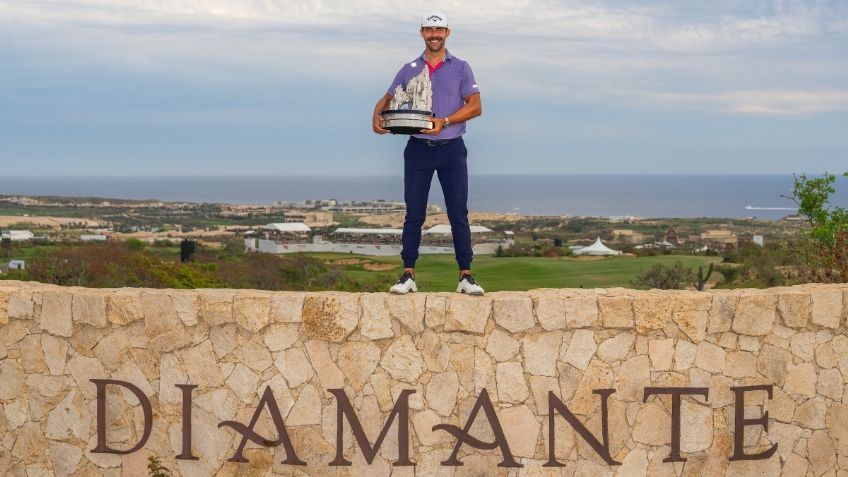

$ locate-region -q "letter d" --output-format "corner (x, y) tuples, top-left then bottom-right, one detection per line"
(91, 379), (153, 454)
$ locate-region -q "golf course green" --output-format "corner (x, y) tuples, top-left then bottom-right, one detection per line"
(310, 253), (722, 292)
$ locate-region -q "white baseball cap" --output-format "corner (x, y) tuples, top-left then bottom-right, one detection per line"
(421, 11), (449, 28)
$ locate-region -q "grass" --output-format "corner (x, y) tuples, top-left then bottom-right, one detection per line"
(310, 252), (722, 292)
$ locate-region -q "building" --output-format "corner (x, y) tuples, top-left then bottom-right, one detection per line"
(273, 199), (442, 216)
(261, 223), (312, 243)
(697, 230), (738, 247)
(665, 228), (679, 245)
(8, 260), (25, 270)
(80, 235), (109, 242)
(247, 223), (511, 256)
(283, 211), (335, 227)
(1, 230), (34, 241)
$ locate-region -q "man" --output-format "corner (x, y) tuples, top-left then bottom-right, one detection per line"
(372, 11), (484, 296)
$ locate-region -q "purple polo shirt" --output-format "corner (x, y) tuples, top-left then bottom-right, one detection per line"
(387, 50), (479, 140)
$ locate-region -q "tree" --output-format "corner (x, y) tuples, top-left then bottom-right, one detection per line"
(788, 172), (848, 282)
(632, 261), (695, 290)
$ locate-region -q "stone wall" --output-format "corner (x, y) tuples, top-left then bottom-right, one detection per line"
(1, 280), (847, 476)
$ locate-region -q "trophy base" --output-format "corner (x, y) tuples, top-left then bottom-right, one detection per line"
(381, 109), (433, 135)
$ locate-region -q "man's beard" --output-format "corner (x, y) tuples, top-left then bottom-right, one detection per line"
(426, 36), (444, 52)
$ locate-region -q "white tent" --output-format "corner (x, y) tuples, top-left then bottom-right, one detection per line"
(573, 237), (621, 256)
(263, 223), (311, 233)
(424, 224), (493, 235)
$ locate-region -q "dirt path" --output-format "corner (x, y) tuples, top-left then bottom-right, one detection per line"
(0, 215), (105, 228)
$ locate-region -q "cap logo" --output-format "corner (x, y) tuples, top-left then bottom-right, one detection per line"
(427, 15), (443, 22)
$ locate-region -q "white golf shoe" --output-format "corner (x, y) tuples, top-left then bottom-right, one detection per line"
(389, 271), (418, 294)
(457, 274), (485, 296)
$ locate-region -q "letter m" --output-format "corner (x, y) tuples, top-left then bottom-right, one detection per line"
(328, 388), (415, 466)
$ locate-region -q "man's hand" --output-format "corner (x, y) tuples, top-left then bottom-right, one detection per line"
(373, 114), (390, 134)
(420, 117), (446, 135)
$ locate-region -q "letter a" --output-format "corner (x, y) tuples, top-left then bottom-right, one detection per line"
(433, 388), (521, 468)
(219, 386), (305, 465)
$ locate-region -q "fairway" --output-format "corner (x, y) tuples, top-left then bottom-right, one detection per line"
(309, 253), (722, 292)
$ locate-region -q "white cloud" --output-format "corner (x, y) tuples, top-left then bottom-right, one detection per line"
(1, 0), (847, 115)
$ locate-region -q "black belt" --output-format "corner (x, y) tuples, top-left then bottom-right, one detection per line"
(409, 136), (462, 147)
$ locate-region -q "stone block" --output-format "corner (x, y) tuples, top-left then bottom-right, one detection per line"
(36, 290), (73, 337)
(496, 361), (529, 403)
(485, 328), (520, 361)
(531, 290), (566, 330)
(708, 292), (737, 333)
(0, 290), (9, 325)
(499, 404), (540, 458)
(380, 335), (424, 383)
(599, 294), (634, 329)
(270, 292), (304, 323)
(301, 293), (359, 342)
(359, 294), (393, 340)
(673, 299), (711, 344)
(425, 371), (459, 417)
(757, 344), (793, 387)
(179, 340), (225, 388)
(233, 291), (272, 332)
(732, 292), (777, 336)
(0, 360), (24, 400)
(784, 362), (817, 398)
(724, 351), (758, 378)
(169, 290), (198, 326)
(596, 331), (635, 363)
(562, 329), (597, 371)
(648, 338), (675, 370)
(424, 294), (448, 327)
(198, 289), (235, 326)
(337, 341), (380, 392)
(808, 429), (837, 476)
(564, 293), (599, 328)
(777, 290), (811, 328)
(107, 290), (144, 325)
(810, 287), (842, 329)
(695, 341), (726, 374)
(72, 292), (107, 327)
(304, 340), (345, 394)
(680, 400), (713, 452)
(493, 293), (535, 333)
(522, 331), (562, 376)
(387, 293), (426, 334)
(141, 291), (187, 351)
(633, 293), (675, 332)
(417, 329), (450, 372)
(444, 294), (492, 334)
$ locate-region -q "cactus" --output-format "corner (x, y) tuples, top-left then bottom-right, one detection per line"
(693, 263), (714, 291)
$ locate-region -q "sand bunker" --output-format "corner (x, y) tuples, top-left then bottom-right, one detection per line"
(362, 263), (399, 271)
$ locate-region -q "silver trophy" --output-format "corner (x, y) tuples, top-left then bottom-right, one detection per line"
(381, 68), (434, 134)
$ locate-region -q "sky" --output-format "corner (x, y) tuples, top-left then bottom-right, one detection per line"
(1, 0), (846, 176)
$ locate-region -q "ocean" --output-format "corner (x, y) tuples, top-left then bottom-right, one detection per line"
(2, 175), (846, 220)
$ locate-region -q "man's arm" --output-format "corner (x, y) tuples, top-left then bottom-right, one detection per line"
(372, 93), (392, 134)
(420, 92), (482, 136)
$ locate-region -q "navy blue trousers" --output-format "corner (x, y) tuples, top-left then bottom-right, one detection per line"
(401, 137), (473, 270)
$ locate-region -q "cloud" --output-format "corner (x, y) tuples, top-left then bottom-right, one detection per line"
(1, 0), (847, 176)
